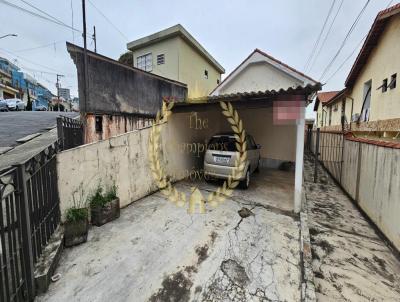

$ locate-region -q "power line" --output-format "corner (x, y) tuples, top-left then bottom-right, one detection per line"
(308, 0), (344, 72)
(19, 0), (71, 29)
(323, 0), (394, 84)
(0, 47), (75, 77)
(87, 0), (129, 41)
(304, 0), (336, 72)
(324, 34), (367, 84)
(0, 0), (86, 35)
(319, 0), (371, 81)
(12, 41), (64, 53)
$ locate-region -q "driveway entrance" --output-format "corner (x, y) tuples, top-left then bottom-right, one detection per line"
(37, 168), (301, 302)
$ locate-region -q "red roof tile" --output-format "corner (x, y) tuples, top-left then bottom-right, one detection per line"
(345, 3), (400, 88)
(317, 91), (341, 104)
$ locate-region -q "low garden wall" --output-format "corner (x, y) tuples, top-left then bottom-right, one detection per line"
(56, 123), (184, 221)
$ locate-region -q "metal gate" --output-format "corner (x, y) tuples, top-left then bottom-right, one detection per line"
(57, 116), (83, 151)
(306, 129), (345, 183)
(0, 142), (61, 302)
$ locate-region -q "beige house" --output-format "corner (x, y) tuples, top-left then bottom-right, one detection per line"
(314, 90), (341, 128)
(127, 24), (225, 98)
(317, 4), (400, 134)
(211, 49), (317, 95)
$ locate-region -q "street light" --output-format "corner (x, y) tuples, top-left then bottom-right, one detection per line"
(0, 34), (17, 39)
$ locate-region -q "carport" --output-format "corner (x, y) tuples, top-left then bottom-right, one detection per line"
(167, 83), (321, 213)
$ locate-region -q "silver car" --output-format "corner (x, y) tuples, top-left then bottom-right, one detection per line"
(0, 99), (8, 111)
(5, 98), (25, 111)
(204, 132), (261, 189)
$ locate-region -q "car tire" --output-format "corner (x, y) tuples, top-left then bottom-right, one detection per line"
(240, 168), (250, 189)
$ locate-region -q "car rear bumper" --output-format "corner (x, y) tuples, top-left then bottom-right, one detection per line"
(204, 162), (245, 180)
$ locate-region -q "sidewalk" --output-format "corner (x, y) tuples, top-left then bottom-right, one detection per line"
(303, 156), (400, 301)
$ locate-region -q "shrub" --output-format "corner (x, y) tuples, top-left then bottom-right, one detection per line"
(66, 207), (88, 223)
(89, 183), (118, 208)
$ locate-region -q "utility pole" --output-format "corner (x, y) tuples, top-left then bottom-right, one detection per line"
(82, 0), (89, 116)
(92, 25), (97, 53)
(56, 74), (64, 112)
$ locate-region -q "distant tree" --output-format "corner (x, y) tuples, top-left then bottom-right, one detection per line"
(53, 103), (65, 111)
(26, 99), (32, 111)
(118, 51), (133, 66)
(26, 88), (32, 111)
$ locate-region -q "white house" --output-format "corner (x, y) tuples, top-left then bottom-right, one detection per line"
(210, 49), (317, 96)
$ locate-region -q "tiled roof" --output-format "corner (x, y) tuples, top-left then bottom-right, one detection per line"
(177, 83), (321, 105)
(317, 91), (340, 103)
(313, 91), (341, 111)
(345, 3), (400, 88)
(325, 88), (347, 106)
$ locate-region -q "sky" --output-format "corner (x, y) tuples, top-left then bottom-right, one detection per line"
(0, 0), (396, 116)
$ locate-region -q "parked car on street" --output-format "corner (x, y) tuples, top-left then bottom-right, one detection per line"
(4, 98), (25, 111)
(0, 99), (8, 111)
(203, 132), (261, 189)
(35, 105), (47, 111)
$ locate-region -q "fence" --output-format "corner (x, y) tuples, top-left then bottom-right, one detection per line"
(0, 142), (61, 302)
(306, 129), (400, 251)
(306, 129), (344, 182)
(57, 116), (83, 151)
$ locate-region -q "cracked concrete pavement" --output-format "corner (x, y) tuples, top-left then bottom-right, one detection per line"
(36, 169), (303, 302)
(303, 156), (400, 301)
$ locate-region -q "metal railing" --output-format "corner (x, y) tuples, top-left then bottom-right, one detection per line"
(57, 116), (83, 151)
(0, 142), (61, 302)
(306, 128), (345, 183)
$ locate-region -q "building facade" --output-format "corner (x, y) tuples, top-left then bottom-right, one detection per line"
(0, 57), (19, 99)
(127, 24), (225, 98)
(316, 4), (400, 134)
(58, 87), (71, 100)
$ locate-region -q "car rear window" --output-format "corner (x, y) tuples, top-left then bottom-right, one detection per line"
(208, 136), (237, 152)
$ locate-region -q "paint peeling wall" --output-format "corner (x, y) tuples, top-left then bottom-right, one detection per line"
(85, 113), (152, 143)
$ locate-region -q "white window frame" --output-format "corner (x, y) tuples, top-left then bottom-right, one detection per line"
(136, 53), (153, 72)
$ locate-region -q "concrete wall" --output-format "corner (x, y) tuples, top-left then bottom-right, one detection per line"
(131, 36), (222, 98)
(348, 14), (400, 122)
(357, 143), (400, 251)
(320, 135), (400, 251)
(67, 43), (187, 115)
(57, 123), (177, 221)
(85, 113), (152, 143)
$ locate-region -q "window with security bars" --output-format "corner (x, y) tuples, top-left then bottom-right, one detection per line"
(157, 54), (165, 65)
(137, 53), (152, 72)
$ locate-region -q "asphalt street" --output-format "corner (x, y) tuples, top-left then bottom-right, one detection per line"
(0, 111), (78, 147)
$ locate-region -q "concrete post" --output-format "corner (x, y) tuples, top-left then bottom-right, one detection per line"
(294, 113), (305, 213)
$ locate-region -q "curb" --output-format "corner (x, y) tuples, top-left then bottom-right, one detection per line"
(300, 190), (316, 302)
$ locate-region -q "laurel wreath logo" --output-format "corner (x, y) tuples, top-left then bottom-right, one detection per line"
(148, 98), (247, 213)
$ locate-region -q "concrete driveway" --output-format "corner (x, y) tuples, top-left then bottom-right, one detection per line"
(37, 168), (302, 302)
